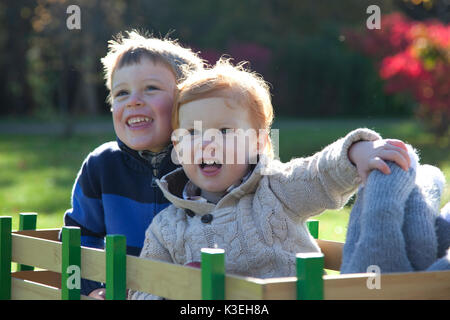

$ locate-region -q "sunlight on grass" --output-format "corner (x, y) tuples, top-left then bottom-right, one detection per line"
(0, 133), (115, 230)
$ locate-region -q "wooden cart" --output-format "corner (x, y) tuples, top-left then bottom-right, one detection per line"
(1, 213), (449, 300)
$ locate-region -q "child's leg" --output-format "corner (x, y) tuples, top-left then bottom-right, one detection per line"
(426, 250), (450, 271)
(426, 203), (450, 271)
(342, 161), (416, 274)
(340, 188), (364, 274)
(403, 165), (444, 270)
(436, 202), (450, 259)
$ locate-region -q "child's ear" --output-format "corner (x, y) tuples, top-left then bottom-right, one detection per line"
(257, 130), (269, 155)
(171, 135), (182, 165)
(249, 130), (269, 164)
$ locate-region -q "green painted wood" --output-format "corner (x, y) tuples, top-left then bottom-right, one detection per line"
(17, 212), (37, 272)
(61, 226), (81, 300)
(0, 217), (12, 300)
(106, 235), (127, 300)
(306, 220), (319, 239)
(296, 252), (324, 300)
(201, 248), (225, 300)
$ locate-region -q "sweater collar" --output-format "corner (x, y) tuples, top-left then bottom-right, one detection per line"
(116, 137), (175, 175)
(182, 168), (254, 204)
(156, 154), (272, 215)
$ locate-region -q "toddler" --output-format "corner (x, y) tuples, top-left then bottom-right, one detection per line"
(130, 59), (412, 299)
(62, 30), (204, 298)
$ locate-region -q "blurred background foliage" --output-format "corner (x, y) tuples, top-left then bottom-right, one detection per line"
(1, 0), (449, 237)
(1, 0), (448, 135)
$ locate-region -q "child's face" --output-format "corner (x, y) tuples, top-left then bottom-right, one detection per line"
(175, 97), (259, 193)
(111, 58), (176, 152)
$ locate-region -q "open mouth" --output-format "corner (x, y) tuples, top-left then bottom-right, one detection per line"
(126, 116), (153, 128)
(199, 160), (222, 176)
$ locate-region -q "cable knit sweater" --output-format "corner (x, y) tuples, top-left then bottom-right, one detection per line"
(130, 128), (381, 299)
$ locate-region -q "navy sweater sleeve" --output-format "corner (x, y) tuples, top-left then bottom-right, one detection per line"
(63, 145), (109, 295)
(62, 141), (179, 296)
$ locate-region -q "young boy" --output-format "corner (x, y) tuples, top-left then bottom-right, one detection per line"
(130, 59), (412, 299)
(62, 30), (204, 298)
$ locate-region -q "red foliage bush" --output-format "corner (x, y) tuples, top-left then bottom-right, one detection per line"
(344, 13), (450, 137)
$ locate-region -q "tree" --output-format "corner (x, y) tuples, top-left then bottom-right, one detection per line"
(344, 12), (450, 138)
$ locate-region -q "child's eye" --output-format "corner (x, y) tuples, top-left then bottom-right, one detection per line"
(115, 90), (128, 98)
(145, 85), (159, 91)
(220, 128), (233, 134)
(188, 129), (201, 136)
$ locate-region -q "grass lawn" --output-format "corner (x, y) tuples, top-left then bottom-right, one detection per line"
(1, 117), (449, 244)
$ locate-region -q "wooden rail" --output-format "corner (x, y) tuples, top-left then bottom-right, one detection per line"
(0, 214), (449, 300)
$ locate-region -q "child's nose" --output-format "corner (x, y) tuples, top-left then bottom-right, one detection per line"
(202, 137), (222, 151)
(201, 138), (225, 161)
(202, 138), (213, 148)
(127, 93), (145, 107)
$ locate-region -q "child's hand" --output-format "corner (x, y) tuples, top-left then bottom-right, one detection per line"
(348, 139), (411, 183)
(88, 288), (106, 300)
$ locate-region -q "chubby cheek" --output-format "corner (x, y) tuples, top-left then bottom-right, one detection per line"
(153, 95), (173, 127)
(112, 105), (126, 135)
(181, 163), (198, 182)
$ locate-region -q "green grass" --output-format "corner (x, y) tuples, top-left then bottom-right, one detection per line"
(0, 133), (115, 230)
(1, 117), (449, 244)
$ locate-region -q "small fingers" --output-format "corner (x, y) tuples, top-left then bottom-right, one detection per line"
(378, 149), (410, 171)
(369, 157), (391, 175)
(386, 139), (407, 152)
(385, 140), (411, 168)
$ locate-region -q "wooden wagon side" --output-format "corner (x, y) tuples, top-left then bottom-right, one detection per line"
(1, 214), (449, 300)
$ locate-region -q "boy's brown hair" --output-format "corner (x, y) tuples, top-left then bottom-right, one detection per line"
(173, 57), (274, 157)
(101, 30), (204, 104)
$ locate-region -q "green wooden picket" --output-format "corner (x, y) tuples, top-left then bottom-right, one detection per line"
(307, 220), (319, 239)
(105, 235), (127, 300)
(0, 217), (12, 300)
(201, 248), (225, 300)
(17, 212), (37, 272)
(61, 226), (81, 300)
(296, 252), (324, 300)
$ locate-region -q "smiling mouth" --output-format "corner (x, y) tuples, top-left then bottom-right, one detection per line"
(200, 161), (222, 169)
(126, 116), (152, 127)
(199, 160), (222, 175)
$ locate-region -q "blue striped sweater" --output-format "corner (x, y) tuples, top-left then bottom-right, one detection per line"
(62, 138), (178, 295)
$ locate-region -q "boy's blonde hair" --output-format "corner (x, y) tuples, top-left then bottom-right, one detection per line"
(101, 30), (204, 103)
(173, 58), (274, 157)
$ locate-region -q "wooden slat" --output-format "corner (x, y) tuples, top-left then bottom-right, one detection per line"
(11, 277), (60, 300)
(201, 248), (225, 300)
(80, 246), (106, 283)
(257, 270), (450, 300)
(317, 239), (343, 271)
(105, 235), (127, 300)
(61, 227), (81, 300)
(126, 254), (266, 300)
(261, 277), (296, 300)
(17, 213), (38, 272)
(12, 270), (61, 288)
(323, 270), (450, 300)
(11, 275), (95, 300)
(11, 233), (61, 272)
(11, 233), (108, 285)
(13, 229), (60, 241)
(225, 275), (265, 300)
(0, 216), (12, 300)
(126, 255), (202, 299)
